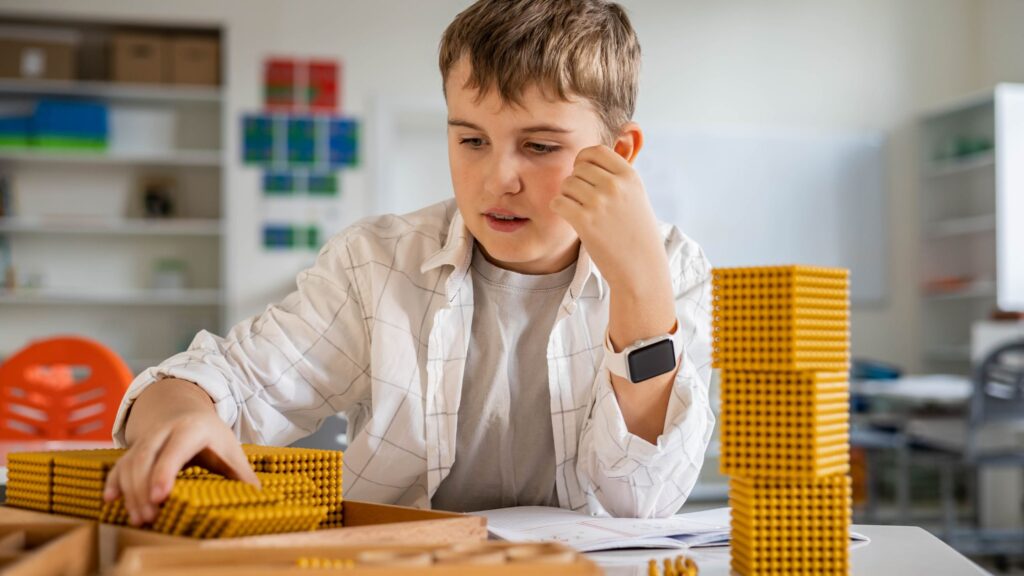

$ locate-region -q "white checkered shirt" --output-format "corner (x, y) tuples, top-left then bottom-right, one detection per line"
(113, 199), (714, 518)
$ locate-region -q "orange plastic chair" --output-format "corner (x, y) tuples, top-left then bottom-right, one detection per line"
(0, 336), (133, 440)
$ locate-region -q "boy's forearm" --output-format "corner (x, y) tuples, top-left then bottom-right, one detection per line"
(124, 378), (217, 446)
(606, 273), (678, 444)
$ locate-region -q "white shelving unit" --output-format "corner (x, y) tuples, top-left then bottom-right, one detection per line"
(0, 287), (223, 306)
(0, 217), (222, 237)
(0, 19), (225, 373)
(918, 83), (1024, 374)
(0, 148), (222, 167)
(0, 78), (222, 104)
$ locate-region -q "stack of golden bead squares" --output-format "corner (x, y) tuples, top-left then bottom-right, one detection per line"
(4, 444), (343, 538)
(713, 265), (852, 575)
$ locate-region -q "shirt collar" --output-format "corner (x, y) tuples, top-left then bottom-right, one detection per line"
(420, 204), (606, 304)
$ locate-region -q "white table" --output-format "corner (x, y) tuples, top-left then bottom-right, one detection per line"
(851, 375), (973, 406)
(588, 525), (990, 575)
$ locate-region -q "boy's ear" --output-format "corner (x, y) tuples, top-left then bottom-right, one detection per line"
(612, 122), (643, 164)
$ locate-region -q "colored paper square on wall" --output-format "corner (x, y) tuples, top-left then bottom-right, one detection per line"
(287, 117), (316, 165)
(308, 61), (339, 111)
(263, 224), (294, 248)
(242, 115), (275, 165)
(294, 224), (321, 249)
(328, 118), (359, 167)
(265, 58), (297, 110)
(308, 172), (338, 196)
(263, 171), (296, 195)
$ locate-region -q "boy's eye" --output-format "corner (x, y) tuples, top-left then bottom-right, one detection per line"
(525, 142), (560, 154)
(458, 137), (485, 148)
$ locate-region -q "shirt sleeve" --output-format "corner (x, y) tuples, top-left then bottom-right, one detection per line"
(111, 233), (373, 448)
(575, 228), (715, 518)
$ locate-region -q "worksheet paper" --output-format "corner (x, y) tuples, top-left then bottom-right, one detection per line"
(476, 506), (731, 552)
(476, 506), (870, 553)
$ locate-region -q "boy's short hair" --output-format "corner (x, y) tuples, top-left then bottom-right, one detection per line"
(439, 0), (640, 142)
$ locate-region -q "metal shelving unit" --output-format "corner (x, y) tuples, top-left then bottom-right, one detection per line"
(918, 83), (1024, 374)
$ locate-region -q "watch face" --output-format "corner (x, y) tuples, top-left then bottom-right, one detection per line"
(626, 339), (676, 383)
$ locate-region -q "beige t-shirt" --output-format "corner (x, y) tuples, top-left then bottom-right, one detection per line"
(431, 246), (577, 512)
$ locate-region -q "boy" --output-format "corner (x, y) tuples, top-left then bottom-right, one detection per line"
(105, 0), (713, 523)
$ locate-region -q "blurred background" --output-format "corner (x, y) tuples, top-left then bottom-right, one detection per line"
(0, 0), (1021, 571)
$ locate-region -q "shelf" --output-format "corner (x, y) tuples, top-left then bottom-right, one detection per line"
(920, 88), (994, 120)
(0, 217), (222, 237)
(0, 78), (222, 104)
(0, 288), (223, 306)
(925, 152), (995, 178)
(0, 148), (222, 168)
(923, 280), (997, 301)
(925, 214), (996, 238)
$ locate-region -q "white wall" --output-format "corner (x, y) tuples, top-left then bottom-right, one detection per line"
(625, 0), (986, 373)
(1, 0), (1017, 372)
(978, 0), (1024, 85)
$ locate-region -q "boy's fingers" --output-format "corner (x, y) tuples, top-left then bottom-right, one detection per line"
(571, 162), (609, 189)
(560, 176), (593, 207)
(186, 437), (259, 489)
(126, 435), (168, 524)
(149, 426), (205, 502)
(550, 194), (586, 228)
(103, 464), (122, 502)
(575, 145), (628, 175)
(122, 457), (147, 525)
(222, 444), (261, 489)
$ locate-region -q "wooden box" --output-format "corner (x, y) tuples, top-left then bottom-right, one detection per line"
(2, 501), (485, 573)
(0, 520), (96, 576)
(114, 541), (602, 576)
(107, 500), (485, 551)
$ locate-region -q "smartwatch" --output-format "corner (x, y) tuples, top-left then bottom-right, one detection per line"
(604, 321), (684, 383)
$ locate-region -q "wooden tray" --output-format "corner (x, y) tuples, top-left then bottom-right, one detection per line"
(0, 521), (96, 576)
(1, 500), (486, 573)
(114, 541), (603, 576)
(106, 499), (485, 549)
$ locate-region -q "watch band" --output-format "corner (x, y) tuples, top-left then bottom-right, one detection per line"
(604, 321), (684, 383)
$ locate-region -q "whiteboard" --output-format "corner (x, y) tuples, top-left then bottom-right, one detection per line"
(634, 128), (887, 303)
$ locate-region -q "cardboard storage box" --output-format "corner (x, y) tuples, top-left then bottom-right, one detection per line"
(0, 26), (78, 80)
(115, 541), (602, 576)
(169, 36), (219, 86)
(110, 32), (166, 84)
(0, 520), (96, 576)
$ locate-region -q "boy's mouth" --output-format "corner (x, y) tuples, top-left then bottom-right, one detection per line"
(483, 210), (529, 232)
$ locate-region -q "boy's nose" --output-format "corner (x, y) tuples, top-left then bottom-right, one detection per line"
(484, 154), (523, 196)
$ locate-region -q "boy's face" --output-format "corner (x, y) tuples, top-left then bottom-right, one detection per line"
(446, 58), (607, 275)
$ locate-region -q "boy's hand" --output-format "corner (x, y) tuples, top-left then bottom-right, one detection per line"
(550, 144), (670, 300)
(552, 144), (678, 442)
(103, 379), (260, 527)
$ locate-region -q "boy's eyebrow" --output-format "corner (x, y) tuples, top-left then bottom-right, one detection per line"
(447, 118), (572, 134)
(520, 124), (572, 134)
